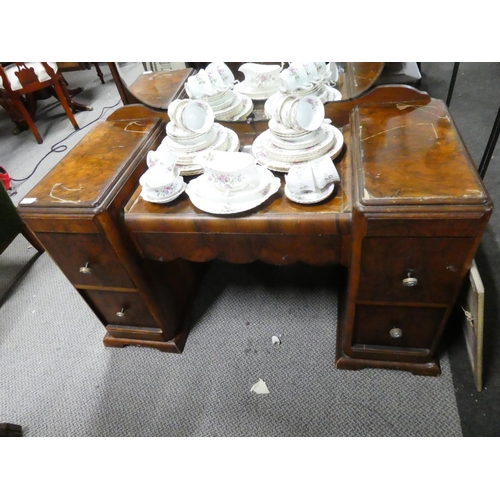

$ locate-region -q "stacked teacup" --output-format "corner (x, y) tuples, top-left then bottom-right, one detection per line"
(184, 62), (254, 121)
(253, 85), (342, 203)
(273, 62), (340, 103)
(139, 148), (186, 204)
(163, 97), (240, 176)
(254, 93), (339, 170)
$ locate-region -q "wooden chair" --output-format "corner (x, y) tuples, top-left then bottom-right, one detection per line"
(0, 62), (82, 144)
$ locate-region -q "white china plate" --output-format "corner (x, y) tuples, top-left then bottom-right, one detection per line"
(163, 126), (218, 152)
(269, 126), (326, 151)
(284, 182), (335, 204)
(252, 125), (344, 172)
(233, 94), (254, 120)
(234, 82), (279, 100)
(175, 124), (228, 166)
(179, 128), (240, 176)
(140, 180), (187, 204)
(263, 129), (335, 163)
(186, 167), (280, 215)
(214, 92), (243, 118)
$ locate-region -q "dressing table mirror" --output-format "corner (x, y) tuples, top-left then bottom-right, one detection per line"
(108, 62), (386, 122)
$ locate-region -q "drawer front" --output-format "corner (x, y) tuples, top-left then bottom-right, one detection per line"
(81, 289), (158, 328)
(357, 237), (475, 304)
(352, 304), (446, 350)
(36, 232), (135, 289)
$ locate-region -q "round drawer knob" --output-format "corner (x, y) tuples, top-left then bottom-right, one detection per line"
(79, 262), (92, 274)
(116, 308), (126, 318)
(402, 273), (418, 287)
(390, 327), (403, 339)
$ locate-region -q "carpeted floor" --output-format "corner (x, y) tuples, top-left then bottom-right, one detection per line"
(1, 62), (499, 436)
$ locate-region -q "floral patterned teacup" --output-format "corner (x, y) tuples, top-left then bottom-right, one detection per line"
(205, 63), (227, 90)
(311, 157), (340, 190)
(185, 69), (213, 99)
(197, 151), (259, 193)
(280, 95), (324, 132)
(210, 62), (236, 88)
(285, 163), (317, 194)
(300, 62), (319, 83)
(141, 148), (181, 200)
(278, 63), (310, 93)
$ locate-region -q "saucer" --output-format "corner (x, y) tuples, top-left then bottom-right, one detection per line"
(140, 177), (186, 204)
(284, 182), (335, 205)
(252, 125), (344, 172)
(233, 94), (254, 121)
(186, 167), (280, 215)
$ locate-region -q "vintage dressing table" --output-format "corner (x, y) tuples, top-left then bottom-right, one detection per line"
(18, 70), (493, 376)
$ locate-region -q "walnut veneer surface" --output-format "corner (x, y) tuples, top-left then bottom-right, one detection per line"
(18, 85), (493, 375)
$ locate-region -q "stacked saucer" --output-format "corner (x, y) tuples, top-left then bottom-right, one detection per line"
(253, 94), (344, 173)
(184, 62), (254, 121)
(233, 63), (282, 101)
(164, 98), (240, 176)
(185, 151), (281, 215)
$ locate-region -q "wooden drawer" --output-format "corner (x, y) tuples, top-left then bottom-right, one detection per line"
(36, 232), (135, 289)
(357, 237), (475, 304)
(80, 289), (158, 328)
(352, 304), (446, 351)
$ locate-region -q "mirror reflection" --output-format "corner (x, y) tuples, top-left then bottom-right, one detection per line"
(113, 62), (385, 122)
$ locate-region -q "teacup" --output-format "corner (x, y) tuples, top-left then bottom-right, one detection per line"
(141, 148), (181, 200)
(205, 63), (227, 90)
(311, 157), (340, 189)
(285, 163), (317, 194)
(210, 62), (235, 88)
(185, 69), (213, 98)
(278, 62), (311, 93)
(279, 95), (324, 132)
(196, 151), (259, 193)
(178, 100), (214, 134)
(264, 93), (294, 122)
(167, 98), (190, 126)
(146, 146), (179, 170)
(301, 62), (319, 83)
(239, 63), (281, 90)
(314, 62), (328, 80)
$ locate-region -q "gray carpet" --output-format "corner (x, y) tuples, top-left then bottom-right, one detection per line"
(0, 63), (482, 436)
(1, 253), (461, 436)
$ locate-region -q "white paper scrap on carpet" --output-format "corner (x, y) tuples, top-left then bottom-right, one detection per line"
(251, 379), (270, 394)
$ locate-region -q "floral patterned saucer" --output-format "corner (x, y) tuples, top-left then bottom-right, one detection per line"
(284, 181), (335, 205)
(140, 177), (187, 204)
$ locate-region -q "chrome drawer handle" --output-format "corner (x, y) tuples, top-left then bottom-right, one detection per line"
(79, 262), (92, 274)
(116, 308), (126, 318)
(402, 273), (418, 287)
(390, 327), (403, 339)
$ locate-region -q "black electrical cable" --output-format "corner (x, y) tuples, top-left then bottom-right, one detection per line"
(10, 100), (122, 184)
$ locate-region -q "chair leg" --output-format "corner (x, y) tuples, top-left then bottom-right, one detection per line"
(11, 95), (43, 144)
(51, 79), (79, 130)
(93, 63), (105, 84)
